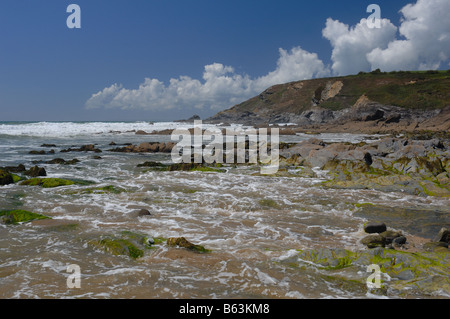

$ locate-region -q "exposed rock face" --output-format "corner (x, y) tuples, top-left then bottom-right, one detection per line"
(279, 136), (450, 198)
(434, 228), (450, 243)
(206, 71), (450, 134)
(288, 247), (450, 295)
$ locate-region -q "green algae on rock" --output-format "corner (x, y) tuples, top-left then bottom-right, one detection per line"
(20, 178), (75, 188)
(62, 185), (127, 195)
(88, 236), (145, 259)
(0, 209), (51, 224)
(0, 168), (14, 186)
(20, 178), (95, 188)
(167, 237), (211, 253)
(289, 247), (450, 297)
(88, 230), (162, 259)
(137, 161), (226, 173)
(258, 198), (280, 209)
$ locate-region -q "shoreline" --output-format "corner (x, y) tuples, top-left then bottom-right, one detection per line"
(0, 125), (449, 298)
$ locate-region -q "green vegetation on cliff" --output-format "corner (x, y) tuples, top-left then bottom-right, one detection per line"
(208, 70), (450, 123)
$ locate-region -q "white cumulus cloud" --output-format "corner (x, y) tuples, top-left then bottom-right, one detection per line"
(367, 0), (450, 71)
(322, 17), (398, 75)
(85, 46), (329, 111)
(86, 0), (450, 113)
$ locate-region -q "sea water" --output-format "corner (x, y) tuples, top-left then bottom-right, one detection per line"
(0, 121), (448, 299)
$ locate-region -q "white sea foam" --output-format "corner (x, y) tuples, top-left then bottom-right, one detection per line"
(0, 121), (243, 138)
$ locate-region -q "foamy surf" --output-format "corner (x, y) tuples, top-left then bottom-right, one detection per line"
(0, 121), (448, 299)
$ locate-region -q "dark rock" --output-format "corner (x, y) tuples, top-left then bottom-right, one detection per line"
(41, 144), (57, 147)
(136, 209), (151, 217)
(29, 150), (46, 155)
(109, 142), (175, 153)
(80, 144), (101, 152)
(361, 234), (385, 248)
(392, 236), (407, 246)
(46, 158), (66, 164)
(0, 168), (14, 185)
(137, 161), (164, 168)
(364, 222), (387, 234)
(385, 113), (401, 124)
(434, 228), (450, 243)
(364, 109), (384, 121)
(65, 159), (80, 165)
(380, 230), (402, 244)
(363, 152), (373, 166)
(175, 114), (201, 123)
(24, 165), (47, 177)
(167, 237), (211, 253)
(4, 164), (26, 173)
(61, 144), (102, 153)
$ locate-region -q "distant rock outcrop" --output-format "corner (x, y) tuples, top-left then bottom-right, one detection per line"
(175, 114), (201, 123)
(206, 70), (450, 134)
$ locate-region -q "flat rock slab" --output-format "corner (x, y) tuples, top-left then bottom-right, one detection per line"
(31, 219), (78, 231)
(355, 205), (450, 239)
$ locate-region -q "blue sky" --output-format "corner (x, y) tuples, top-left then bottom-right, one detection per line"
(1, 0), (448, 122)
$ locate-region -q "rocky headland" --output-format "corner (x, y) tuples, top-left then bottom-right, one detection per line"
(205, 70), (450, 135)
(1, 70), (449, 297)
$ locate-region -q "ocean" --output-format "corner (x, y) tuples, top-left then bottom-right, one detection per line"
(0, 121), (448, 299)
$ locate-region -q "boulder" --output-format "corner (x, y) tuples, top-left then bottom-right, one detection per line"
(434, 228), (450, 244)
(0, 168), (14, 185)
(131, 209), (151, 217)
(24, 165), (47, 177)
(137, 209), (151, 216)
(108, 142), (175, 153)
(379, 230), (403, 244)
(360, 234), (385, 248)
(20, 178), (76, 188)
(364, 222), (387, 234)
(45, 158), (80, 165)
(392, 236), (407, 246)
(0, 209), (50, 224)
(167, 237), (211, 253)
(4, 164), (26, 173)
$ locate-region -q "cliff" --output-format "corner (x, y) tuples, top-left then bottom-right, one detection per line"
(206, 70), (450, 134)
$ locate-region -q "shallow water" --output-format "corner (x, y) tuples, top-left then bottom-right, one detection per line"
(0, 122), (448, 299)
